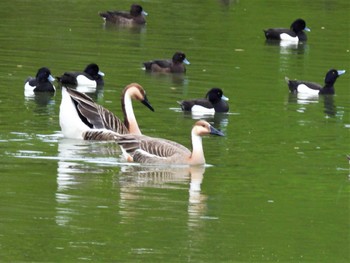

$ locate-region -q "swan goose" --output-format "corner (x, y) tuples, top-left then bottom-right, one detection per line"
(114, 120), (224, 165)
(59, 83), (154, 140)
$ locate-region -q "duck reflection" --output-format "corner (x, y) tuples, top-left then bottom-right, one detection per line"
(321, 95), (336, 117)
(287, 93), (337, 117)
(288, 91), (319, 105)
(118, 165), (207, 226)
(218, 0), (238, 7)
(102, 22), (147, 34)
(265, 40), (308, 74)
(24, 92), (56, 118)
(265, 39), (307, 55)
(24, 91), (55, 106)
(145, 71), (189, 86)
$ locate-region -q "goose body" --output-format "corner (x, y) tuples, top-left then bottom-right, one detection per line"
(59, 83), (154, 140)
(285, 69), (346, 95)
(264, 19), (310, 42)
(116, 120), (224, 166)
(24, 67), (55, 94)
(99, 4), (147, 25)
(143, 52), (190, 73)
(179, 88), (229, 113)
(57, 63), (104, 88)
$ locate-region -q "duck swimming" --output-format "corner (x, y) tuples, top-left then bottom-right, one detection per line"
(264, 18), (310, 42)
(99, 4), (147, 25)
(285, 69), (346, 95)
(24, 67), (55, 93)
(57, 63), (104, 88)
(143, 52), (190, 73)
(178, 88), (229, 113)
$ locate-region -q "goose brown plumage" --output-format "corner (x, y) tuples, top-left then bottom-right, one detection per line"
(59, 83), (154, 140)
(114, 120), (224, 165)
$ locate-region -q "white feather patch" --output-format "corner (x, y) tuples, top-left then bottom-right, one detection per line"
(191, 105), (215, 115)
(297, 84), (319, 95)
(280, 33), (299, 42)
(59, 88), (90, 139)
(76, 75), (97, 87)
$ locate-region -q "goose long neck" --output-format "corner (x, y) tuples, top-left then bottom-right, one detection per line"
(122, 91), (141, 135)
(189, 130), (205, 165)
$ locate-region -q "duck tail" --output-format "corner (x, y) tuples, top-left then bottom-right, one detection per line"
(24, 76), (33, 84)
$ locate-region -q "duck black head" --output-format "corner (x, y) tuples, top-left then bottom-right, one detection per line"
(36, 67), (54, 83)
(325, 69), (346, 85)
(172, 52), (190, 64)
(290, 19), (310, 33)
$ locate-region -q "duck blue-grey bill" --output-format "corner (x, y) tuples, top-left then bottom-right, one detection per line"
(183, 58), (190, 65)
(221, 95), (229, 101)
(48, 75), (55, 82)
(337, 70), (346, 75)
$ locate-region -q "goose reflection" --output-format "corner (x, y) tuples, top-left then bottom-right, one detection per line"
(55, 138), (119, 226)
(57, 139), (119, 187)
(55, 139), (208, 229)
(118, 165), (207, 227)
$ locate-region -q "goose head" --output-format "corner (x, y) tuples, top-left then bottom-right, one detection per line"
(192, 120), (225, 137)
(121, 83), (154, 135)
(123, 83), (154, 112)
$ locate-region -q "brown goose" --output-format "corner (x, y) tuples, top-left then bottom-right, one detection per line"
(59, 83), (154, 140)
(115, 120), (224, 165)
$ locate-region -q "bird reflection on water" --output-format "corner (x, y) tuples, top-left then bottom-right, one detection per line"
(118, 165), (208, 228)
(55, 138), (209, 229)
